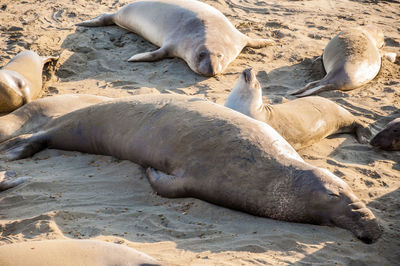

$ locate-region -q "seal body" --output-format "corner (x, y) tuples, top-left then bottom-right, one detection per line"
(0, 94), (381, 243)
(0, 240), (161, 266)
(0, 51), (57, 112)
(225, 69), (371, 150)
(0, 94), (110, 144)
(370, 118), (400, 151)
(290, 26), (384, 97)
(76, 0), (273, 76)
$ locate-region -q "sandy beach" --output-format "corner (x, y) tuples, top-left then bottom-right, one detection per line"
(0, 0), (399, 265)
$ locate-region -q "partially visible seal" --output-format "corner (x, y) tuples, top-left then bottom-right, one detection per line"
(0, 94), (110, 144)
(0, 94), (381, 243)
(76, 0), (273, 76)
(225, 68), (371, 150)
(290, 25), (396, 97)
(0, 50), (58, 112)
(370, 117), (400, 151)
(0, 239), (161, 266)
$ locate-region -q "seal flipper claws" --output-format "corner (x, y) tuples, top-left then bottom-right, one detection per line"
(145, 167), (186, 198)
(127, 47), (170, 62)
(0, 171), (30, 192)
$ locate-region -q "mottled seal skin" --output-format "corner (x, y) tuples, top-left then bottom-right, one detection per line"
(0, 94), (110, 144)
(0, 51), (58, 112)
(0, 240), (161, 266)
(225, 68), (371, 150)
(76, 0), (273, 76)
(370, 118), (400, 151)
(290, 26), (387, 97)
(0, 94), (381, 243)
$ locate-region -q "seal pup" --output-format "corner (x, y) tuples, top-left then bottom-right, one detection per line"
(0, 239), (161, 266)
(290, 26), (394, 97)
(0, 94), (381, 243)
(225, 68), (371, 150)
(0, 50), (58, 112)
(76, 0), (273, 76)
(0, 94), (110, 144)
(370, 117), (400, 151)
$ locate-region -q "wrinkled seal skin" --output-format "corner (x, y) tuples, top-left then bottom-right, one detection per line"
(225, 69), (371, 150)
(0, 50), (58, 112)
(370, 118), (400, 151)
(0, 94), (110, 144)
(290, 26), (385, 97)
(0, 240), (161, 266)
(76, 0), (273, 76)
(0, 94), (381, 243)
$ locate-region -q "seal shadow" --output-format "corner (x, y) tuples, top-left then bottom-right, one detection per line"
(56, 26), (208, 94)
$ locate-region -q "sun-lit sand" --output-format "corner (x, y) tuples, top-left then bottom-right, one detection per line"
(0, 0), (399, 265)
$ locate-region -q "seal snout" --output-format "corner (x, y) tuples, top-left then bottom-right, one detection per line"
(242, 68), (254, 83)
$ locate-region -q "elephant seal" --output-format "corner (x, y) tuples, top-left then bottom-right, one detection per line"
(225, 68), (371, 150)
(0, 94), (381, 243)
(370, 117), (400, 151)
(76, 0), (273, 76)
(290, 26), (391, 97)
(0, 239), (161, 266)
(0, 50), (58, 112)
(0, 94), (110, 144)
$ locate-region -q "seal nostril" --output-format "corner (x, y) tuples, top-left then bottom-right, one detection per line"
(359, 236), (374, 244)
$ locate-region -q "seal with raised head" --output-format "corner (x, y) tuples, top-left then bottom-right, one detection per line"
(0, 50), (58, 113)
(76, 0), (273, 76)
(0, 94), (110, 144)
(0, 94), (381, 243)
(225, 68), (371, 150)
(290, 26), (395, 97)
(370, 117), (400, 151)
(0, 239), (161, 266)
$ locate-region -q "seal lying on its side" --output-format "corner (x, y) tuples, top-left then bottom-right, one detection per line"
(0, 239), (161, 266)
(0, 51), (58, 112)
(0, 94), (110, 144)
(225, 69), (371, 150)
(370, 118), (400, 151)
(76, 0), (273, 76)
(0, 94), (381, 243)
(290, 26), (395, 97)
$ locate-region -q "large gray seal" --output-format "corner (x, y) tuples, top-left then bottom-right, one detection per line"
(370, 117), (400, 151)
(0, 94), (381, 243)
(0, 94), (110, 144)
(0, 50), (58, 112)
(0, 239), (161, 266)
(76, 0), (273, 76)
(290, 26), (396, 97)
(225, 68), (371, 150)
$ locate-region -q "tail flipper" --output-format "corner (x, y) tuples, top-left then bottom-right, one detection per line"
(0, 133), (48, 161)
(355, 122), (372, 144)
(0, 171), (30, 192)
(290, 80), (337, 97)
(41, 55), (59, 65)
(246, 38), (274, 49)
(76, 13), (115, 27)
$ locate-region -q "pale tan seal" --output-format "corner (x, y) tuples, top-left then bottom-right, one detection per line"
(76, 0), (273, 76)
(0, 239), (161, 266)
(290, 25), (396, 97)
(0, 94), (110, 144)
(0, 94), (381, 243)
(370, 117), (400, 151)
(225, 68), (371, 150)
(0, 51), (58, 112)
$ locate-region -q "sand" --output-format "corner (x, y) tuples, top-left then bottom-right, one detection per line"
(0, 0), (399, 265)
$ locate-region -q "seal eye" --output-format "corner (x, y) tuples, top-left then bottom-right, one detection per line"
(217, 53), (223, 59)
(198, 51), (207, 61)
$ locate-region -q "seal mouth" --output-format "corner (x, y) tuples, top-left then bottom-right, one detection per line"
(242, 68), (254, 83)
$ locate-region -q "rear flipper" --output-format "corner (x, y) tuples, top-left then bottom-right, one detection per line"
(381, 51), (397, 63)
(145, 167), (187, 198)
(127, 46), (171, 62)
(75, 13), (115, 27)
(0, 171), (30, 192)
(290, 80), (338, 97)
(0, 133), (48, 161)
(246, 38), (274, 48)
(41, 55), (59, 65)
(354, 122), (372, 144)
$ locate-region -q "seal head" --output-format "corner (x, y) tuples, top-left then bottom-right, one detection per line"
(370, 118), (400, 151)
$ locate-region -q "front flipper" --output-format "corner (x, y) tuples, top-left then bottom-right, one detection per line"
(246, 38), (274, 48)
(0, 171), (30, 192)
(145, 167), (187, 198)
(127, 46), (170, 62)
(0, 133), (48, 161)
